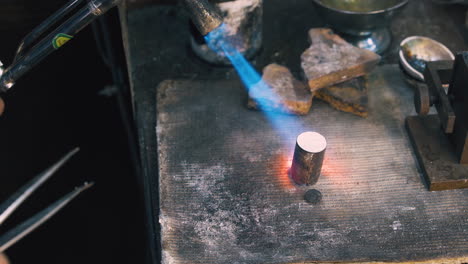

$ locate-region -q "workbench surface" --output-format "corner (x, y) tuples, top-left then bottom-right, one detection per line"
(121, 0), (468, 263)
(156, 65), (468, 264)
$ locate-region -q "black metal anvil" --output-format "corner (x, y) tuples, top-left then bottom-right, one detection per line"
(406, 52), (468, 191)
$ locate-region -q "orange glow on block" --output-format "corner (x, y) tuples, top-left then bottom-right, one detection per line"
(272, 154), (295, 191)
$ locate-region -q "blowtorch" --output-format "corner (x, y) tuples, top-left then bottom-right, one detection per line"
(0, 0), (223, 114)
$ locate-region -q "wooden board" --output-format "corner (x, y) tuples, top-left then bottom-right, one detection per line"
(157, 65), (468, 264)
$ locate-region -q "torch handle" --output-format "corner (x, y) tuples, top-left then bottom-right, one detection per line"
(0, 0), (119, 93)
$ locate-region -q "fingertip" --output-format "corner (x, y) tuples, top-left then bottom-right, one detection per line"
(0, 253), (9, 264)
(0, 97), (4, 116)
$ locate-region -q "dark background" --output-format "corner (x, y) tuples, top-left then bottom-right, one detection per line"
(0, 1), (146, 263)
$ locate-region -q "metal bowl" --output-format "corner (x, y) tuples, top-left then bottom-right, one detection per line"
(312, 0), (408, 54)
(399, 36), (454, 81)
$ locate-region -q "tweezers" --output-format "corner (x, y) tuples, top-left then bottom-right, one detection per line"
(0, 148), (93, 252)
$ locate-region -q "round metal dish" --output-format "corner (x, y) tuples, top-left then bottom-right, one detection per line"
(399, 36), (455, 81)
(312, 0), (408, 54)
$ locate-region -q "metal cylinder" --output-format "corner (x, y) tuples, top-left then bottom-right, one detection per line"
(291, 132), (327, 185)
(190, 0), (263, 65)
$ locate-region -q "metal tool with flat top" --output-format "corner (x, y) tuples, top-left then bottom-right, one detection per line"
(0, 148), (93, 252)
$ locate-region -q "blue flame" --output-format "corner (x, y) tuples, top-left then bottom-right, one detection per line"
(205, 24), (306, 144)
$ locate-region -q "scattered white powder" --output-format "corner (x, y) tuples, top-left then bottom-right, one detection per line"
(218, 0), (262, 35)
(391, 220), (402, 231)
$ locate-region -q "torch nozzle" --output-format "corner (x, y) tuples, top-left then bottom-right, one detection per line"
(183, 0), (223, 36)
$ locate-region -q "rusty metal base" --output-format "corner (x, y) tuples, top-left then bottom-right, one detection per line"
(406, 115), (468, 191)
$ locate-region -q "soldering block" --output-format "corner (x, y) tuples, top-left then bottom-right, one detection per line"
(316, 77), (368, 118)
(247, 63), (313, 115)
(301, 28), (380, 91)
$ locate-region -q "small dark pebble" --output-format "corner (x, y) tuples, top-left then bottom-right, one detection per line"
(304, 189), (322, 204)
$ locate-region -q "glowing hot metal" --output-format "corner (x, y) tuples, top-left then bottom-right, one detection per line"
(290, 132), (327, 185)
